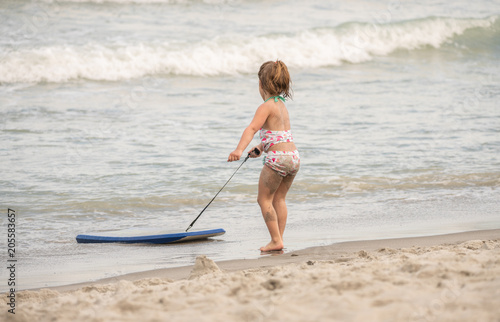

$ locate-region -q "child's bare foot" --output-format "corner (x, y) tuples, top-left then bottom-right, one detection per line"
(260, 240), (284, 252)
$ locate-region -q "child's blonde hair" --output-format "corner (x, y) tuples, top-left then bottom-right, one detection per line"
(258, 60), (293, 99)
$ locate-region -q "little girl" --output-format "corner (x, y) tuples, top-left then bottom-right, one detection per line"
(228, 60), (300, 252)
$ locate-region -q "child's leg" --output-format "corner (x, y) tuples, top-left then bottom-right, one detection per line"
(273, 174), (295, 239)
(257, 165), (283, 251)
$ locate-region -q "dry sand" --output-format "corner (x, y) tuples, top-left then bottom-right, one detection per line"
(2, 229), (500, 322)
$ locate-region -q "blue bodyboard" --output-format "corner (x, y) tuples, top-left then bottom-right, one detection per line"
(76, 227), (225, 244)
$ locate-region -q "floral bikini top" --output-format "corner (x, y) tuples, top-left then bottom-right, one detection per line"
(259, 128), (294, 152)
(259, 95), (294, 151)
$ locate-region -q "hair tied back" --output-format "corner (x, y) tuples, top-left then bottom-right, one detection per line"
(258, 60), (292, 100)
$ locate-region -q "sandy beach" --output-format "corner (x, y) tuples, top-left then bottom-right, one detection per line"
(2, 229), (499, 321)
(3, 0), (499, 312)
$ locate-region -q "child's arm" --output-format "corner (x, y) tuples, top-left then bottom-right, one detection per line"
(248, 143), (263, 158)
(227, 105), (269, 162)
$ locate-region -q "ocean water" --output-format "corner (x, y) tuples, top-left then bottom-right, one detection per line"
(1, 0), (499, 291)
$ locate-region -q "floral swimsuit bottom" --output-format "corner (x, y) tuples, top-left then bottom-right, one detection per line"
(263, 150), (300, 177)
(260, 127), (300, 177)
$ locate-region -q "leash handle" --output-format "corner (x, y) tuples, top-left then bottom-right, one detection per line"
(185, 148), (259, 232)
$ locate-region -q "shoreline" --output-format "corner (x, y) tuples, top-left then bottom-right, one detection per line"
(48, 228), (500, 293)
(3, 228), (499, 321)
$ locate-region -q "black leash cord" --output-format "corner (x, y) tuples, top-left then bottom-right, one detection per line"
(185, 148), (259, 232)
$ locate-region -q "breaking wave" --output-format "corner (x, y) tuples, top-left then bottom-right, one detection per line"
(0, 15), (497, 83)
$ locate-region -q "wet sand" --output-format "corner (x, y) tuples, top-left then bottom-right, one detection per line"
(3, 229), (499, 321)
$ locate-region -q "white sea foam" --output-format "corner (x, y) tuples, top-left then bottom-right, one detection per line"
(0, 16), (497, 83)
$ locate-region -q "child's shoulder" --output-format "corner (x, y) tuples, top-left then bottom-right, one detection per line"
(258, 100), (273, 110)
